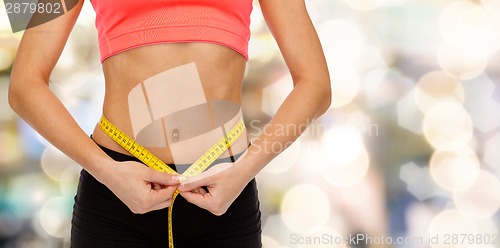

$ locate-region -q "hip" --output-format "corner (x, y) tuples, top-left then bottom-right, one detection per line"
(71, 142), (262, 247)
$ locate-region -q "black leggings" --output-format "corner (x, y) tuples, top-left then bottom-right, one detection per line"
(71, 144), (262, 248)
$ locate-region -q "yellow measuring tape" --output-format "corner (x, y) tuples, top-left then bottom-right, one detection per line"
(99, 115), (245, 247)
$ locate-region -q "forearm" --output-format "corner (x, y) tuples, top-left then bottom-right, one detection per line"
(9, 79), (113, 180)
(238, 79), (331, 179)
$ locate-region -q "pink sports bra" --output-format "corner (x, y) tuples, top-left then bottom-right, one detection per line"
(90, 0), (253, 62)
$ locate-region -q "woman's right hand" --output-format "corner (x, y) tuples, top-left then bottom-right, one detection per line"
(7, 0), (179, 215)
(99, 160), (180, 214)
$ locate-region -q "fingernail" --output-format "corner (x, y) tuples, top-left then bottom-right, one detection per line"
(178, 184), (185, 190)
(172, 175), (180, 182)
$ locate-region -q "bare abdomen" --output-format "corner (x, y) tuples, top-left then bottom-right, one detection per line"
(91, 42), (249, 164)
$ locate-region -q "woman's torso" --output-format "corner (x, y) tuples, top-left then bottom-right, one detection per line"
(91, 43), (249, 165)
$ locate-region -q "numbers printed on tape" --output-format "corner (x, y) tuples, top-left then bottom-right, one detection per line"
(99, 116), (176, 175)
(99, 115), (245, 247)
(99, 116), (244, 180)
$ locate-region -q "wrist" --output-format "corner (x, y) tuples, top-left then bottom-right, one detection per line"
(86, 155), (116, 185)
(233, 145), (269, 181)
(233, 158), (259, 184)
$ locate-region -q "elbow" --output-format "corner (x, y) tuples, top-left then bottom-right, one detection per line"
(8, 79), (22, 114)
(317, 76), (331, 115)
(298, 73), (331, 117)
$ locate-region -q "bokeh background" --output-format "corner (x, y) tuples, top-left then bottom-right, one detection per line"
(1, 0), (500, 247)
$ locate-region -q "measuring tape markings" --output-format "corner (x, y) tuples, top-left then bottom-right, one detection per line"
(99, 115), (245, 247)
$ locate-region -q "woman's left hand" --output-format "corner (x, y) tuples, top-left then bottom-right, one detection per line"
(177, 162), (250, 216)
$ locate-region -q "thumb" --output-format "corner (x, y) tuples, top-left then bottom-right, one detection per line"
(145, 169), (180, 186)
(178, 175), (211, 192)
(179, 162), (232, 191)
(179, 191), (210, 210)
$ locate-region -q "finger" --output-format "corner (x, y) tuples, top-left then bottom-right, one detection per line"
(180, 191), (211, 210)
(195, 187), (207, 194)
(190, 187), (207, 194)
(178, 176), (211, 192)
(191, 188), (201, 194)
(145, 169), (180, 186)
(151, 183), (162, 190)
(164, 186), (178, 197)
(180, 162), (232, 187)
(149, 186), (177, 204)
(149, 198), (173, 211)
